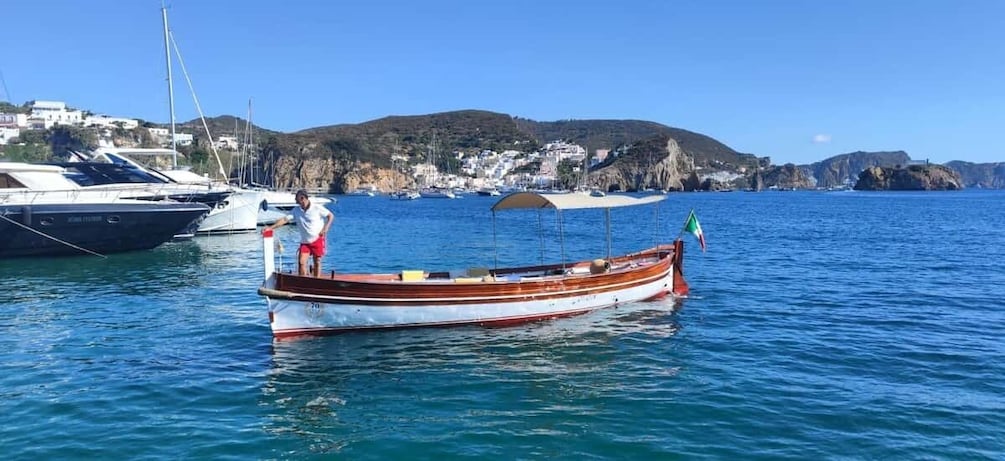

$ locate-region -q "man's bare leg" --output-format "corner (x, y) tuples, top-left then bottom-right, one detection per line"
(312, 255), (323, 277)
(298, 252), (310, 276)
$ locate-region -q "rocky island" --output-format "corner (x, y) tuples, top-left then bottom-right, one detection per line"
(853, 164), (964, 191)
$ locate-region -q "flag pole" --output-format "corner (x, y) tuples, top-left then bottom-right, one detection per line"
(676, 209), (695, 240)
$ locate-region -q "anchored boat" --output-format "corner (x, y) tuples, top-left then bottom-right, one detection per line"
(258, 192), (690, 339)
(0, 163), (210, 258)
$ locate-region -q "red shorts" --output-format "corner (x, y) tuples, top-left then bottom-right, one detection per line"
(298, 237), (326, 257)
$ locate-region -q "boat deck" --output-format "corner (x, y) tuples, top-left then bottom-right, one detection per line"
(296, 250), (669, 285)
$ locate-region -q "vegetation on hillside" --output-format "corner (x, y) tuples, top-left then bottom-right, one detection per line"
(0, 101), (30, 114)
(291, 110), (539, 172)
(0, 125), (97, 162)
(516, 117), (761, 172)
(16, 107), (999, 190)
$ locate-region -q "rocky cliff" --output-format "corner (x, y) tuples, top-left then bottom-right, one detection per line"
(250, 110), (771, 193)
(261, 136), (410, 193)
(944, 161), (1005, 188)
(590, 135), (696, 191)
(804, 151), (912, 188)
(853, 164), (963, 191)
(751, 163), (815, 190)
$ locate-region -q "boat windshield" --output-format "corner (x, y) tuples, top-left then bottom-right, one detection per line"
(53, 162), (171, 186)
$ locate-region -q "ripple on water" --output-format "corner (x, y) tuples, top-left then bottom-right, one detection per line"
(3, 192), (1005, 458)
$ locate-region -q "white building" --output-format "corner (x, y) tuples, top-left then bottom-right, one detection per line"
(28, 100), (83, 128)
(214, 135), (239, 150)
(0, 113), (29, 128)
(173, 133), (194, 146)
(0, 127), (20, 145)
(84, 115), (139, 130)
(594, 149), (610, 165)
(148, 127), (169, 137)
(147, 127), (193, 147)
(544, 140), (587, 163)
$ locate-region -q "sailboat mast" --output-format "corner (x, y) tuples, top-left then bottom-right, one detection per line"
(247, 98), (254, 185)
(162, 5), (178, 167)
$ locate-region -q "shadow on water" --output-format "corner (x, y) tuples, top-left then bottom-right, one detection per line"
(0, 240), (205, 298)
(0, 232), (263, 301)
(257, 297), (685, 456)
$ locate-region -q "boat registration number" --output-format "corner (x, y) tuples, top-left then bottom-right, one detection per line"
(305, 302), (324, 319)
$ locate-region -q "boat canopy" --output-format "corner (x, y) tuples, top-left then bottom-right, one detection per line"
(491, 192), (665, 211)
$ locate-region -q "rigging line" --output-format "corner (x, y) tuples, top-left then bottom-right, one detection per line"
(0, 67), (12, 102)
(0, 212), (107, 258)
(168, 31), (227, 181)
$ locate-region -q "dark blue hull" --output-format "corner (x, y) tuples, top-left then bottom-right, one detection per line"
(0, 202), (210, 258)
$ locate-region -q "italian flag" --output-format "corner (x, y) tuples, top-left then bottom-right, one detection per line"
(682, 210), (707, 252)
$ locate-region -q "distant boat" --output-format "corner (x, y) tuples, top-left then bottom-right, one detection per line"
(418, 133), (455, 198)
(348, 185), (378, 196)
(390, 190), (420, 200)
(419, 186), (456, 199)
(258, 192), (691, 339)
(89, 148), (264, 234)
(476, 187), (501, 196)
(0, 163), (209, 258)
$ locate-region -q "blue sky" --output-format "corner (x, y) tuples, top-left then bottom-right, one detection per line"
(2, 0), (1003, 165)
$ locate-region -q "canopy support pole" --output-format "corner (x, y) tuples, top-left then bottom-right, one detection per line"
(492, 211), (498, 270)
(605, 208), (612, 260)
(558, 210), (566, 271)
(538, 209), (545, 266)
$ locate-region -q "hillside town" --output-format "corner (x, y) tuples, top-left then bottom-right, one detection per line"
(0, 99), (624, 193)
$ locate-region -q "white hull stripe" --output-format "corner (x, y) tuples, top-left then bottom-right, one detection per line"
(263, 267), (672, 304)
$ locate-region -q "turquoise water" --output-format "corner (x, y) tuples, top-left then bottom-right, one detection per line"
(2, 191), (1003, 459)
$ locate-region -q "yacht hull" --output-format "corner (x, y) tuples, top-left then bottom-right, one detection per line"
(0, 202), (209, 258)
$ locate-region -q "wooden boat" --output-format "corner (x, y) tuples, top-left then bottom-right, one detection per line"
(258, 192), (690, 339)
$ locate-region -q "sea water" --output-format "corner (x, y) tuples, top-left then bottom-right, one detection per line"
(1, 191), (1003, 459)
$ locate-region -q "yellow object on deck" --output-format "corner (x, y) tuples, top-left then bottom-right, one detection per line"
(453, 277), (483, 284)
(466, 267), (491, 277)
(401, 270), (426, 282)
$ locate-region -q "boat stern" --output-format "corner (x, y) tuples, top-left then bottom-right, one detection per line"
(672, 239), (690, 296)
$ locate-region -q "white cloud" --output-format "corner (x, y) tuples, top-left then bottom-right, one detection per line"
(813, 134), (832, 144)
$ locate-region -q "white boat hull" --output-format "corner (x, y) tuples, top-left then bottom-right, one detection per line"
(262, 268), (674, 337)
(257, 192), (691, 339)
(197, 189), (263, 234)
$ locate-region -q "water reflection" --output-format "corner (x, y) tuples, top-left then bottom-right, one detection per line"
(258, 299), (684, 455)
(0, 240), (206, 297)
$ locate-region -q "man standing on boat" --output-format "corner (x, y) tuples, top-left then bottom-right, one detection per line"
(264, 189), (334, 277)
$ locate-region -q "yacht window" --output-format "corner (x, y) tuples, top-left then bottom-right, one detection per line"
(0, 173), (27, 188)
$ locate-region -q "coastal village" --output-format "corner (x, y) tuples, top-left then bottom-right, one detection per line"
(0, 99), (626, 195)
